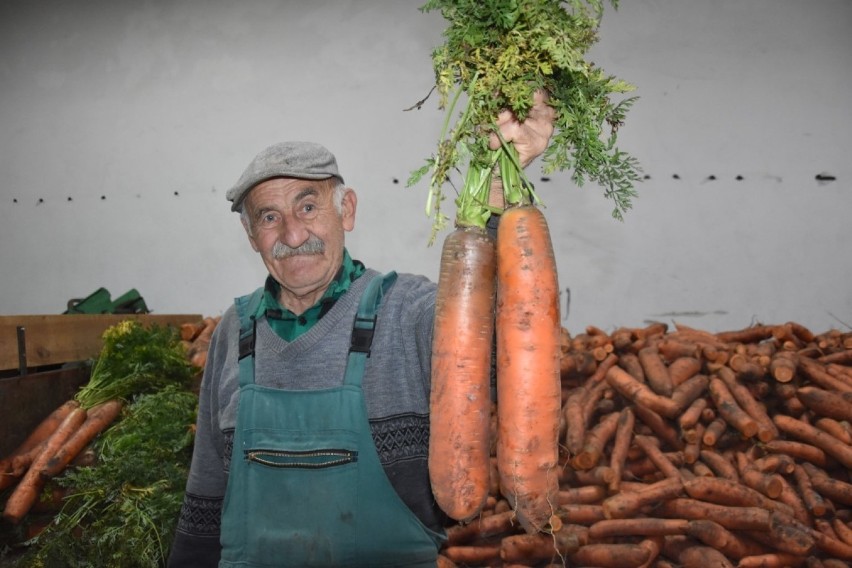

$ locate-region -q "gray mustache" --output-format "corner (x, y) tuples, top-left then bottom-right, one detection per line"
(271, 236), (325, 259)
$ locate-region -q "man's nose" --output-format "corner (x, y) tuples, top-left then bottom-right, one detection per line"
(279, 216), (310, 249)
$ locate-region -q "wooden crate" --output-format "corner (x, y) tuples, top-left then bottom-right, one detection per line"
(0, 313), (201, 456)
(0, 314), (201, 372)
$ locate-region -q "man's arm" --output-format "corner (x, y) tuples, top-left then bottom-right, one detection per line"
(168, 317), (237, 567)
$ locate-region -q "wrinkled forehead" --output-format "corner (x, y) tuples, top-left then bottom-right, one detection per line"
(244, 176), (337, 209)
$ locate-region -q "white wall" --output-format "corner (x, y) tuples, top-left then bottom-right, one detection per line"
(1, 0), (850, 335)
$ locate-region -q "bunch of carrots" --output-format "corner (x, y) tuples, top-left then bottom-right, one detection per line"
(416, 0), (641, 536)
(428, 114), (563, 533)
(436, 321), (852, 567)
(0, 319), (212, 527)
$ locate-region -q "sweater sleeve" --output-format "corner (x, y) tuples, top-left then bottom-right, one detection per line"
(168, 310), (239, 567)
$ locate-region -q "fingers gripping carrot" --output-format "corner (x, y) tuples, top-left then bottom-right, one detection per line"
(495, 205), (561, 534)
(429, 226), (496, 522)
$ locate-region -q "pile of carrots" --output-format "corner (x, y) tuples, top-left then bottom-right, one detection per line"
(437, 321), (852, 567)
(0, 318), (217, 527)
(0, 399), (125, 526)
(180, 316), (220, 370)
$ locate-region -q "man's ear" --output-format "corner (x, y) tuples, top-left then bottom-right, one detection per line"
(241, 215), (260, 252)
(341, 188), (357, 232)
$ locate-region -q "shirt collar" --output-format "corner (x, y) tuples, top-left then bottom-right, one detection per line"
(257, 248), (365, 323)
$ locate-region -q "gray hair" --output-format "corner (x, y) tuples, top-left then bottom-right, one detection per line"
(240, 180), (347, 237)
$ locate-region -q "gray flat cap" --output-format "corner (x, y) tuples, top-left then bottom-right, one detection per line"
(226, 141), (344, 212)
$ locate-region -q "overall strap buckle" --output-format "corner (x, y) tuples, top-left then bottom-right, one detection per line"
(349, 316), (378, 355)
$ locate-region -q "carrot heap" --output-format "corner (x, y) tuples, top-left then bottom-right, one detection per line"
(436, 321), (852, 567)
(1, 319), (200, 526)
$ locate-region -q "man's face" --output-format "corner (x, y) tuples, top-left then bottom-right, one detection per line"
(242, 177), (356, 310)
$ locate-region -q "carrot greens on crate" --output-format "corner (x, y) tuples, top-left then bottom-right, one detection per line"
(408, 0), (641, 243)
(75, 320), (197, 409)
(19, 386), (198, 568)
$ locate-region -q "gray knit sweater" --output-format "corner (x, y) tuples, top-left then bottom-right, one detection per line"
(168, 270), (443, 567)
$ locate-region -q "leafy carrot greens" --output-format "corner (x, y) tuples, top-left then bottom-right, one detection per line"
(20, 386), (198, 568)
(408, 0), (641, 243)
(75, 320), (196, 410)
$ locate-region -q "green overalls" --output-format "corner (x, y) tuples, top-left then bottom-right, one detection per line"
(219, 273), (444, 567)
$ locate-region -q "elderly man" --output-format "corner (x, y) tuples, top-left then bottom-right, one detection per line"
(169, 96), (555, 568)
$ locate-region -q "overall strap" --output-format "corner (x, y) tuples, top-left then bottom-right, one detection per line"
(234, 287), (265, 387)
(344, 272), (398, 387)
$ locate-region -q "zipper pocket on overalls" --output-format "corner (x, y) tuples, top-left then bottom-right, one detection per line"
(245, 448), (358, 469)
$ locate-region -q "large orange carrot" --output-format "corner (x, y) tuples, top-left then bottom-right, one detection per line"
(769, 354), (797, 383)
(636, 537), (664, 568)
(588, 517), (689, 539)
(715, 366), (778, 442)
(499, 531), (581, 564)
(444, 510), (517, 546)
(669, 374), (709, 414)
(571, 411), (619, 470)
(801, 462), (852, 506)
(678, 397), (708, 431)
(634, 435), (681, 479)
(698, 449), (739, 482)
(791, 463), (829, 518)
(656, 337), (701, 361)
(734, 452), (783, 500)
(0, 400), (80, 492)
(701, 417), (728, 447)
(683, 424), (703, 464)
(810, 525), (852, 560)
(663, 536), (734, 568)
(715, 324), (777, 345)
(636, 347), (672, 394)
(608, 407), (635, 493)
(773, 414), (852, 469)
(686, 519), (768, 559)
(563, 386), (587, 456)
(39, 398), (125, 480)
(667, 356), (703, 386)
(618, 352), (645, 382)
(795, 385), (852, 422)
(605, 365), (680, 418)
(763, 439), (833, 468)
(429, 226), (496, 522)
(682, 477), (793, 518)
(832, 518), (852, 547)
(3, 406), (87, 524)
(632, 404), (683, 451)
(441, 544), (501, 565)
(569, 542), (651, 567)
(655, 498), (772, 531)
(495, 205), (561, 534)
(602, 477), (684, 519)
(555, 504), (607, 525)
(743, 512), (815, 557)
(708, 377), (759, 439)
(814, 417), (852, 445)
(737, 553), (807, 568)
(798, 356), (852, 393)
(556, 484), (607, 505)
(0, 400), (79, 465)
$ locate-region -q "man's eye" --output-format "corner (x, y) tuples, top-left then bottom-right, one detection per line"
(260, 213), (279, 226)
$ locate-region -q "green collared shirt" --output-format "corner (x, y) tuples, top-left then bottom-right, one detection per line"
(257, 249), (366, 342)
